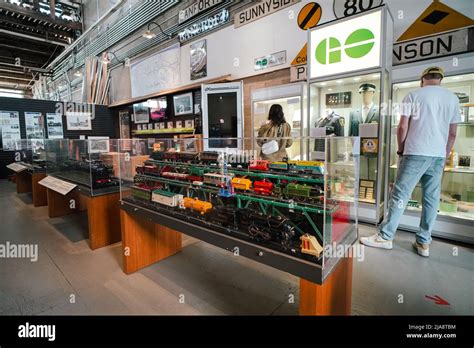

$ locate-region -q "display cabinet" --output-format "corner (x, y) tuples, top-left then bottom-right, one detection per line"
(251, 83), (307, 160)
(11, 139), (47, 173)
(389, 72), (474, 243)
(306, 6), (393, 224)
(117, 136), (359, 283)
(45, 138), (121, 196)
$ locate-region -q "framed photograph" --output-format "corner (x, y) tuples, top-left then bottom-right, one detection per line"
(167, 121), (174, 129)
(190, 39), (207, 80)
(137, 124), (142, 130)
(149, 97), (167, 120)
(133, 102), (149, 124)
(173, 92), (193, 116)
(175, 120), (183, 129)
(66, 112), (92, 131)
(178, 134), (202, 153)
(154, 123), (160, 129)
(88, 136), (109, 154)
(185, 119), (194, 129)
(159, 122), (165, 129)
(148, 123), (153, 130)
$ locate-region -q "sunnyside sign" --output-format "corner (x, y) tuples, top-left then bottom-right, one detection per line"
(308, 10), (382, 79)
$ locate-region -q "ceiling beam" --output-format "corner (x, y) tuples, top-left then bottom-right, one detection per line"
(0, 1), (82, 31)
(0, 28), (69, 47)
(0, 15), (75, 39)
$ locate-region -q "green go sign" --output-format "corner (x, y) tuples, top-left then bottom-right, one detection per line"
(315, 28), (375, 64)
(309, 9), (382, 79)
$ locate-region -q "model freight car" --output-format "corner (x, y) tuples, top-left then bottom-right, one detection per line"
(231, 177), (252, 191)
(203, 172), (234, 186)
(253, 180), (274, 195)
(151, 189), (183, 207)
(131, 186), (152, 201)
(249, 159), (269, 171)
(162, 171), (189, 181)
(199, 151), (220, 164)
(183, 197), (213, 215)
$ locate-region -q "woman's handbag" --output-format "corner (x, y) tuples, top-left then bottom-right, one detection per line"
(261, 124), (282, 155)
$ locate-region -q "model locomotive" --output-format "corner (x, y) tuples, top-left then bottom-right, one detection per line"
(60, 158), (119, 189)
(129, 150), (330, 258)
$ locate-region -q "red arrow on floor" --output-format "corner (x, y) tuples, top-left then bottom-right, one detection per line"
(425, 295), (450, 305)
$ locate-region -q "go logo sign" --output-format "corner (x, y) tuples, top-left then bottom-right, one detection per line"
(315, 28), (375, 64)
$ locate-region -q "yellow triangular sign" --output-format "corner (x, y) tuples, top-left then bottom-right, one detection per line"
(397, 0), (474, 42)
(291, 43), (307, 66)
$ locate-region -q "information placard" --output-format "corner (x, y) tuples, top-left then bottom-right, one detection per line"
(39, 176), (77, 195)
(6, 162), (28, 173)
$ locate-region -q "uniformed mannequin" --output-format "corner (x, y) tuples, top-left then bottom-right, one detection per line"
(348, 83), (379, 136)
(315, 108), (345, 136)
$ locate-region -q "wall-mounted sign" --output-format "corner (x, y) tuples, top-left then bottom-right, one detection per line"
(178, 9), (230, 42)
(0, 111), (21, 150)
(297, 2), (322, 30)
(396, 0), (474, 42)
(393, 28), (473, 66)
(254, 51), (286, 71)
(234, 0), (299, 28)
(309, 10), (382, 79)
(333, 0), (383, 19)
(46, 113), (63, 139)
(325, 91), (352, 107)
(290, 65), (307, 82)
(178, 0), (223, 24)
(25, 112), (44, 140)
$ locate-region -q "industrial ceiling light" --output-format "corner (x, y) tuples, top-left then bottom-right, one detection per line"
(101, 51), (123, 65)
(74, 70), (82, 77)
(142, 21), (172, 39)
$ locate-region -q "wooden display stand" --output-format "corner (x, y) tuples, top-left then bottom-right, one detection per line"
(120, 209), (182, 274)
(120, 208), (352, 315)
(31, 173), (47, 207)
(46, 187), (121, 250)
(15, 171), (32, 194)
(299, 256), (353, 315)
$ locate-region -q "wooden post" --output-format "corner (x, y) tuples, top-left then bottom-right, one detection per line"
(16, 171), (32, 194)
(31, 173), (47, 207)
(299, 256), (353, 315)
(87, 192), (121, 250)
(120, 209), (182, 274)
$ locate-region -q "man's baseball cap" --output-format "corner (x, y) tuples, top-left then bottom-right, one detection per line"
(421, 66), (444, 79)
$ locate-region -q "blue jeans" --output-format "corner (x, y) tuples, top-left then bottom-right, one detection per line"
(379, 155), (445, 245)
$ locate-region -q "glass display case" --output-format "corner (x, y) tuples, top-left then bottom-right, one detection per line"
(305, 5), (393, 224)
(44, 138), (122, 196)
(251, 83), (307, 160)
(117, 136), (359, 282)
(389, 72), (474, 243)
(308, 71), (390, 223)
(11, 139), (47, 173)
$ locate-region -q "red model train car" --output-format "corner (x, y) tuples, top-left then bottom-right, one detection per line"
(249, 159), (269, 171)
(253, 180), (274, 195)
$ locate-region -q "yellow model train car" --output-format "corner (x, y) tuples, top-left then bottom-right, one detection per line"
(231, 177), (252, 191)
(183, 197), (213, 215)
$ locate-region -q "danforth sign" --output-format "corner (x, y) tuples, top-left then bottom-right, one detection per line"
(308, 10), (382, 79)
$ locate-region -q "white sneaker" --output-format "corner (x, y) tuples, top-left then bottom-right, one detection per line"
(413, 241), (429, 257)
(359, 234), (393, 250)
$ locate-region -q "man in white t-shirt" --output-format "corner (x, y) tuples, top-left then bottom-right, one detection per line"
(360, 66), (461, 257)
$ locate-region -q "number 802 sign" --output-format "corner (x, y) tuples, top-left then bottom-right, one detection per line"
(333, 0), (384, 19)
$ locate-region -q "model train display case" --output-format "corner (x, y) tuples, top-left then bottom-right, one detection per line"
(11, 139), (47, 173)
(44, 138), (121, 196)
(306, 6), (393, 224)
(117, 136), (359, 284)
(389, 72), (474, 243)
